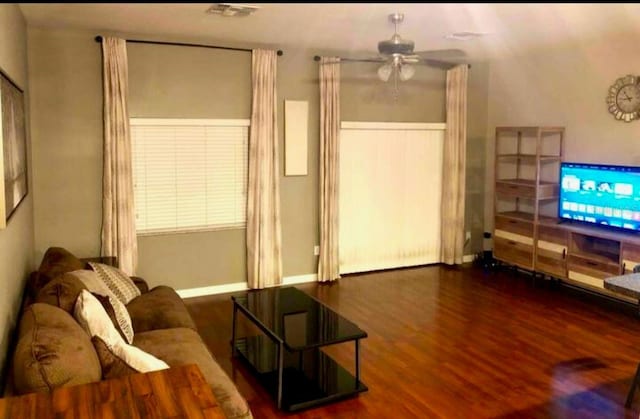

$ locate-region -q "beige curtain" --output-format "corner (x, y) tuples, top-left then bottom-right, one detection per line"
(317, 57), (341, 282)
(441, 64), (468, 265)
(247, 49), (282, 289)
(100, 37), (137, 275)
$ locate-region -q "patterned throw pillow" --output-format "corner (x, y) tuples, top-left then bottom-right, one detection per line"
(88, 262), (141, 304)
(69, 269), (135, 344)
(91, 293), (131, 343)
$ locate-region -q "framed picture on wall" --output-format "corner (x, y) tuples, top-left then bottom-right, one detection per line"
(0, 70), (27, 228)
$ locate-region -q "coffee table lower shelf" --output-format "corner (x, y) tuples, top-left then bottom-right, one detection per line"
(235, 336), (367, 412)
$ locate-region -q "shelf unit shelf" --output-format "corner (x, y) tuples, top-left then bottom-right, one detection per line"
(570, 249), (620, 266)
(496, 154), (562, 162)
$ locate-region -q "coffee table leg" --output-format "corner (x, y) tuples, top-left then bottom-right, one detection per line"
(231, 303), (238, 356)
(626, 362), (640, 407)
(277, 341), (284, 409)
(355, 339), (360, 385)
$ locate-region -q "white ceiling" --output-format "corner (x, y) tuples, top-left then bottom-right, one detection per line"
(18, 3), (640, 61)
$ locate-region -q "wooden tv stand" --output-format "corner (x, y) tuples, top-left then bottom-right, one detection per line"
(500, 217), (640, 303)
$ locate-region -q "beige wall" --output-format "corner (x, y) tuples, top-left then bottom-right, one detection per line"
(0, 4), (34, 385)
(341, 60), (446, 121)
(28, 28), (103, 261)
(127, 43), (251, 288)
(27, 26), (487, 292)
(466, 62), (489, 254)
(484, 35), (640, 234)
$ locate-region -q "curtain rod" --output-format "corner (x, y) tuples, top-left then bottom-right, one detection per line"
(95, 36), (283, 56)
(313, 55), (471, 68)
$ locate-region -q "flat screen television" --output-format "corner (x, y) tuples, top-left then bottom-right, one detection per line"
(559, 162), (640, 233)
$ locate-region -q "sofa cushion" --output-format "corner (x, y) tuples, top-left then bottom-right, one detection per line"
(13, 303), (101, 394)
(134, 328), (252, 419)
(35, 272), (88, 313)
(126, 286), (196, 333)
(38, 247), (86, 282)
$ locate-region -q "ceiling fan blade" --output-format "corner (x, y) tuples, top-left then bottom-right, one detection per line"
(340, 57), (387, 63)
(418, 58), (458, 70)
(413, 49), (467, 59)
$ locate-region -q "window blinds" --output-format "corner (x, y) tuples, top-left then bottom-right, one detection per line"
(130, 119), (249, 234)
(338, 122), (445, 274)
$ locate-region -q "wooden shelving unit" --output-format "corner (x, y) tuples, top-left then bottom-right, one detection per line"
(493, 125), (640, 303)
(493, 126), (564, 271)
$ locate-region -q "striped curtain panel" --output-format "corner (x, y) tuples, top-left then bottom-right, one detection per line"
(100, 37), (138, 275)
(441, 64), (468, 265)
(247, 49), (283, 289)
(317, 57), (341, 283)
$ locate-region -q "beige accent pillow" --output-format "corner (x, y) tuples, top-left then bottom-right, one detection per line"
(88, 262), (141, 304)
(73, 290), (169, 373)
(69, 269), (134, 344)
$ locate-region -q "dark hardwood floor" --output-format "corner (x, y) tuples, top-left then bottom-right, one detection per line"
(185, 265), (640, 418)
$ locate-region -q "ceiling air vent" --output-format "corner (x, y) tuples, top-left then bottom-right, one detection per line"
(206, 3), (259, 17)
(445, 32), (486, 41)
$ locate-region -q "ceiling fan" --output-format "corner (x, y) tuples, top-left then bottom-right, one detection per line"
(327, 13), (466, 84)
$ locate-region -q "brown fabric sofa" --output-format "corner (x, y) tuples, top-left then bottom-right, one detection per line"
(10, 247), (252, 419)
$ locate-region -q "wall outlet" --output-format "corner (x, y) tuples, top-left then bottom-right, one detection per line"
(314, 245), (320, 256)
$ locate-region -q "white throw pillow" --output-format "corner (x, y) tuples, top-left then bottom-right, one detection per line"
(69, 269), (135, 344)
(73, 290), (169, 373)
(88, 262), (141, 304)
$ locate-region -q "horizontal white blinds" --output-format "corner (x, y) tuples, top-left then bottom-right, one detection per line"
(130, 119), (249, 234)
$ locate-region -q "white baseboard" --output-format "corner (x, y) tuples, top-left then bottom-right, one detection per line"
(463, 254), (476, 263)
(282, 273), (318, 285)
(177, 273), (318, 299)
(177, 282), (248, 298)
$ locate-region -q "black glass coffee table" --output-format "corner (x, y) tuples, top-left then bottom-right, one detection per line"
(231, 287), (367, 412)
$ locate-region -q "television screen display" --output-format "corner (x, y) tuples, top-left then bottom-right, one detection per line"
(559, 162), (640, 232)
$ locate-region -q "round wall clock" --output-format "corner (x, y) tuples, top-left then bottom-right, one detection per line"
(606, 74), (640, 122)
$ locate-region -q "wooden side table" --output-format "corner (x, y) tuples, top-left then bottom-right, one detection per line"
(0, 364), (225, 418)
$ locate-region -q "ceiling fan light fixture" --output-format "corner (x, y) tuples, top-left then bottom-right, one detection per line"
(377, 64), (393, 82)
(399, 64), (415, 81)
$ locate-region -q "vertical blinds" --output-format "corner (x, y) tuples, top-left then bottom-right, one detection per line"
(130, 119), (249, 234)
(338, 122), (445, 274)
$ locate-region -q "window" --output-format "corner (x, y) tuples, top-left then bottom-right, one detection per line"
(130, 118), (249, 235)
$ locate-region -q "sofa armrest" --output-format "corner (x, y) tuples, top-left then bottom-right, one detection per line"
(131, 276), (149, 294)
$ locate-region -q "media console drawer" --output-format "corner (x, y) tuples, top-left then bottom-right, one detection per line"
(567, 254), (620, 278)
(494, 236), (533, 269)
(567, 270), (604, 289)
(495, 216), (534, 237)
(536, 242), (567, 278)
(495, 181), (536, 198)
